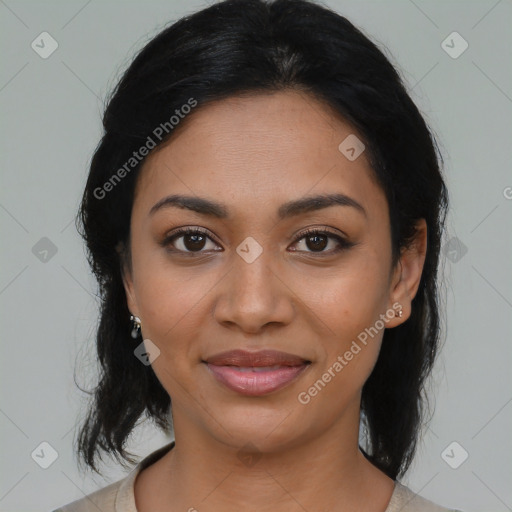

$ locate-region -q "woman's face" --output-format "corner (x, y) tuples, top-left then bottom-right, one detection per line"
(122, 90), (425, 453)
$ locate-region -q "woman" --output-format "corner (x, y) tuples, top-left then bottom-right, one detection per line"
(54, 0), (461, 510)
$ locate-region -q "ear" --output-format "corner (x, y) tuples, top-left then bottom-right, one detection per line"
(116, 241), (139, 317)
(386, 218), (428, 327)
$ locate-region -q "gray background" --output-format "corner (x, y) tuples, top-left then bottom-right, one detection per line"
(1, 1), (511, 511)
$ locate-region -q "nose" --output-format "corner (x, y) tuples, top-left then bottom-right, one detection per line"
(213, 248), (295, 334)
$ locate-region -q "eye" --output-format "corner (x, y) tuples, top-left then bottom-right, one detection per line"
(162, 226), (355, 256)
(162, 228), (221, 253)
(289, 228), (354, 254)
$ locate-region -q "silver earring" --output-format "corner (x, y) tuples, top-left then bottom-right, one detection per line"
(130, 314), (141, 338)
(395, 309), (403, 318)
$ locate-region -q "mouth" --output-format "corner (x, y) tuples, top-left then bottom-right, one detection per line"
(203, 349), (311, 396)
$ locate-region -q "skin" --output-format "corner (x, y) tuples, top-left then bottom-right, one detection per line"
(121, 90), (427, 512)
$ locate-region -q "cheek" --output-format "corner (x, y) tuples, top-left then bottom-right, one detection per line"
(301, 256), (390, 339)
(131, 241), (209, 330)
(298, 254), (389, 385)
(130, 251), (202, 358)
(133, 267), (208, 398)
(297, 277), (386, 419)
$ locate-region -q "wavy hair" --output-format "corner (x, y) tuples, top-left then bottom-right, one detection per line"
(75, 0), (448, 479)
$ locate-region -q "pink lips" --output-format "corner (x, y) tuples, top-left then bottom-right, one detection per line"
(204, 349), (310, 396)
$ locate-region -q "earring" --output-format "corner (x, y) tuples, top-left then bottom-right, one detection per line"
(395, 308), (403, 318)
(130, 314), (141, 338)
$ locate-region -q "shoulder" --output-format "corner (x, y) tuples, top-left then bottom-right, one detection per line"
(386, 481), (463, 512)
(51, 441), (175, 512)
(50, 476), (128, 512)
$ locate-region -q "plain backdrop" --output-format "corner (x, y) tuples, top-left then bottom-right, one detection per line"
(1, 1), (511, 511)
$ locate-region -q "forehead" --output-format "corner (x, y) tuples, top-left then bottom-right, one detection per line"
(134, 90), (387, 222)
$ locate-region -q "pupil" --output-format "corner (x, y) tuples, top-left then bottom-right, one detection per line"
(185, 234), (205, 251)
(307, 234), (327, 251)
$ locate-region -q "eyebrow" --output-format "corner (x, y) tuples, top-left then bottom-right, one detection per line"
(149, 193), (367, 219)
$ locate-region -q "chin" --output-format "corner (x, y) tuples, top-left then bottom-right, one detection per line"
(202, 400), (311, 452)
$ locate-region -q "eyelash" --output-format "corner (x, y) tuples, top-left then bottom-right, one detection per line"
(162, 227), (355, 256)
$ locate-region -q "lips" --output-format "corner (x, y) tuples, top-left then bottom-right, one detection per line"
(204, 349), (311, 396)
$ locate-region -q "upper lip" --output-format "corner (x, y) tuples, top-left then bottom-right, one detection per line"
(204, 349), (310, 367)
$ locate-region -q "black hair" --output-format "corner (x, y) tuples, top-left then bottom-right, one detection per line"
(75, 0), (448, 480)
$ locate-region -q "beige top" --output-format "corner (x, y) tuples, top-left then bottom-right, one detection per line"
(53, 442), (460, 512)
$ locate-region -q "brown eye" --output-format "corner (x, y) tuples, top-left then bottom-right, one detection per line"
(304, 232), (328, 252)
(163, 228), (220, 253)
(181, 233), (207, 251)
(290, 228), (354, 254)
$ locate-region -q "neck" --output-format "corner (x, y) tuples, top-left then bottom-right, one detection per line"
(135, 400), (394, 512)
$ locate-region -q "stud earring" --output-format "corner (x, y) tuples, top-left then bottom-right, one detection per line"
(395, 308), (403, 318)
(130, 314), (141, 338)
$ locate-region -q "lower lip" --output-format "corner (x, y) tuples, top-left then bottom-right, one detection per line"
(205, 363), (309, 396)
